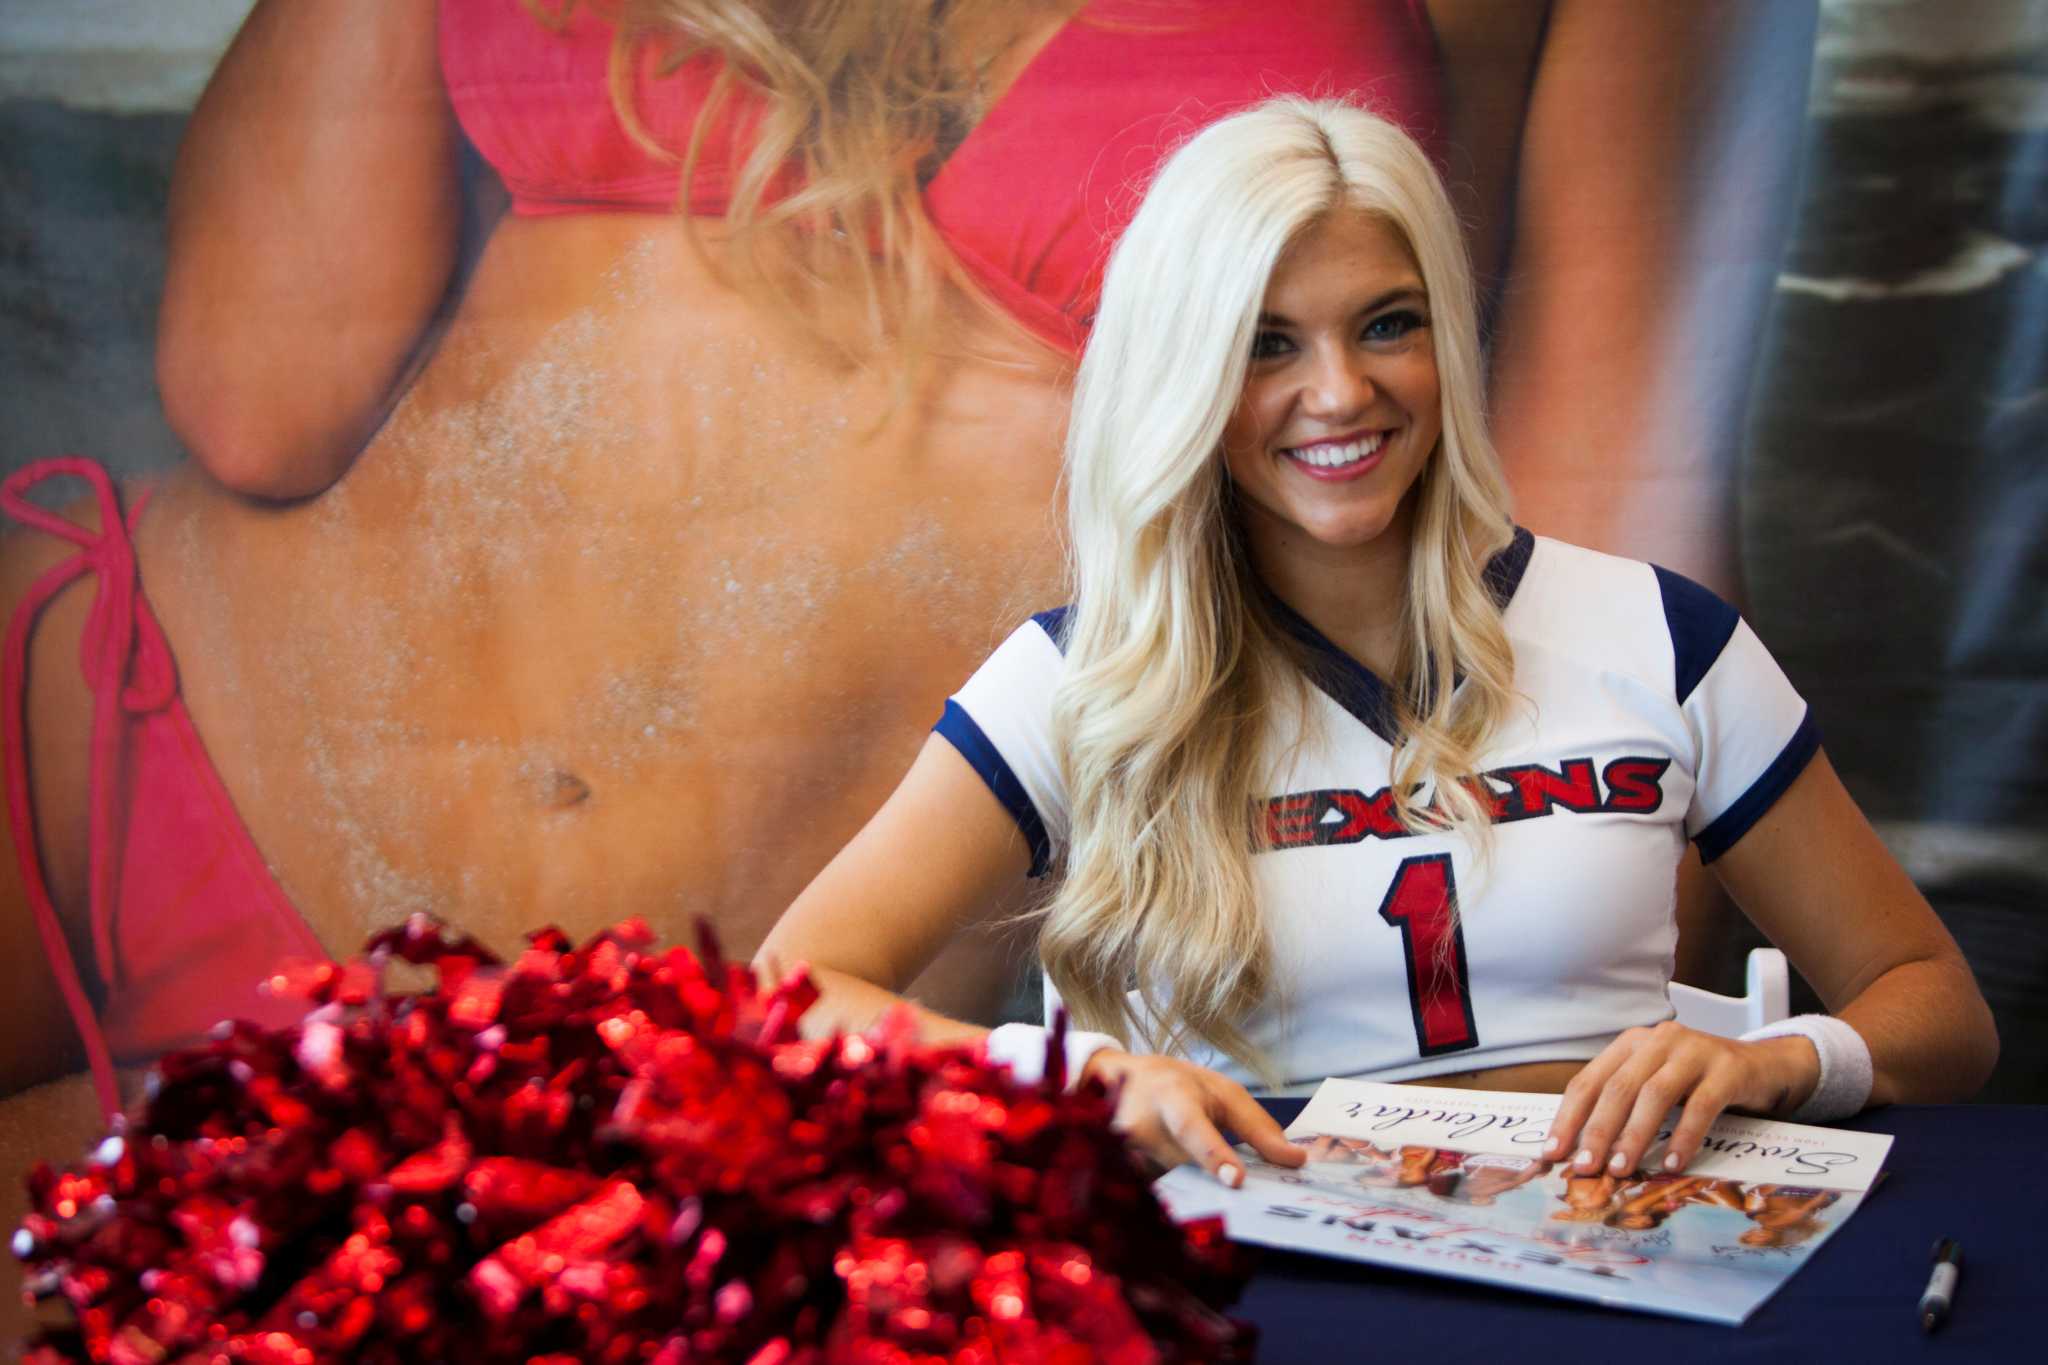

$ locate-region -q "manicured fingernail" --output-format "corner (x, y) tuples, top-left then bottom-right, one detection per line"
(1663, 1152), (1683, 1172)
(1218, 1162), (1243, 1189)
(1608, 1151), (1629, 1174)
(1543, 1135), (1563, 1157)
(1573, 1149), (1595, 1171)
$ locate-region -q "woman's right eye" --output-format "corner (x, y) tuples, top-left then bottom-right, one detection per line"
(1249, 330), (1294, 360)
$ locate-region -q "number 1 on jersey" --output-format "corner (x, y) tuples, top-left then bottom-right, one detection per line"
(1375, 853), (1479, 1056)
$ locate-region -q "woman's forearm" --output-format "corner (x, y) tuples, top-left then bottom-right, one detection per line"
(787, 964), (993, 1050)
(159, 0), (462, 498)
(1711, 752), (2000, 1111)
(1838, 953), (2000, 1107)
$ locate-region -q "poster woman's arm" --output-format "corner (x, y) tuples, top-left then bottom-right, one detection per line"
(1469, 0), (1818, 598)
(157, 0), (463, 499)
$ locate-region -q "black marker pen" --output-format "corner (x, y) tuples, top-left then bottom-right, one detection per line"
(1919, 1236), (1962, 1332)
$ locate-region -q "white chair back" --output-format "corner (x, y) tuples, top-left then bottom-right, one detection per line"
(1667, 947), (1791, 1037)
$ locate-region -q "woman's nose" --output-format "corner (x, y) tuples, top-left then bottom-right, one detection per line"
(1301, 345), (1374, 419)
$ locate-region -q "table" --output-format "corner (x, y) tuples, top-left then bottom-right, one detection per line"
(1236, 1102), (2044, 1360)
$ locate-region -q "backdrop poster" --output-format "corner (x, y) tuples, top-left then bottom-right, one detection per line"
(0, 18), (2041, 1329)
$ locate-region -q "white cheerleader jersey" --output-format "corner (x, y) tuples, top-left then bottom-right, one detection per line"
(933, 530), (1819, 1092)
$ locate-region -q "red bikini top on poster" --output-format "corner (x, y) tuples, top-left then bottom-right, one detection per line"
(438, 0), (1444, 354)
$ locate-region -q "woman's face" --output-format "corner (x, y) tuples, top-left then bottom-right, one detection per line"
(1221, 209), (1442, 561)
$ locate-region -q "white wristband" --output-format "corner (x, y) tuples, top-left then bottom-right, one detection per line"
(983, 1022), (1121, 1091)
(1740, 1013), (1873, 1122)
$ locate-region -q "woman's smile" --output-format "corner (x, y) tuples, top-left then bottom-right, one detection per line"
(1280, 427), (1390, 478)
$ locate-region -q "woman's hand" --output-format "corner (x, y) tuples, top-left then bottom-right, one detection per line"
(1540, 1022), (1820, 1177)
(1081, 1050), (1307, 1187)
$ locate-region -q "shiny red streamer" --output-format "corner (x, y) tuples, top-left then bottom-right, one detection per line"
(13, 916), (1253, 1362)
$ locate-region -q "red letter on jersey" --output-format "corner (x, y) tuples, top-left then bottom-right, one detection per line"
(1262, 787), (1407, 848)
(1375, 854), (1478, 1056)
(1495, 758), (1601, 821)
(1601, 757), (1671, 813)
(1264, 792), (1324, 848)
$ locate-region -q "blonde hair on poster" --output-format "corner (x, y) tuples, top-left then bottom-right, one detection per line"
(522, 0), (1063, 363)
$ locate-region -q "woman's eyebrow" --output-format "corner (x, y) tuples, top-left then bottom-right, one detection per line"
(1257, 285), (1427, 327)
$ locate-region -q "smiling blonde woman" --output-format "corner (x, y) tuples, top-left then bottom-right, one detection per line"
(760, 96), (1996, 1189)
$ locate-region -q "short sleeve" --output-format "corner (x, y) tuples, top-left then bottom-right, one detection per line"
(933, 613), (1071, 876)
(1657, 567), (1821, 862)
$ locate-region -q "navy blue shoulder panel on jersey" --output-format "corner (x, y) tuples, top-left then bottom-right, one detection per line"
(1031, 606), (1073, 653)
(1653, 564), (1740, 705)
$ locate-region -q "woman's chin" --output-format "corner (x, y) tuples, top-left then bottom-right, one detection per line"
(1292, 505), (1405, 554)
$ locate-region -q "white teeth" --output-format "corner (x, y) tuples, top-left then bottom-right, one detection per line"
(1287, 432), (1386, 468)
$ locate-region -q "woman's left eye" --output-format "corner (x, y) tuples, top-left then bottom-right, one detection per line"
(1363, 309), (1426, 343)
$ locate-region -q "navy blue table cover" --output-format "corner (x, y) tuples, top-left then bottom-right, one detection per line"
(1236, 1102), (2044, 1361)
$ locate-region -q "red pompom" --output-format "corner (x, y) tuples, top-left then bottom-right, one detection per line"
(15, 920), (1252, 1362)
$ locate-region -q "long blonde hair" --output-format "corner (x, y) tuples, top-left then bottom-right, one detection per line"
(1041, 97), (1517, 1080)
(522, 0), (1060, 362)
